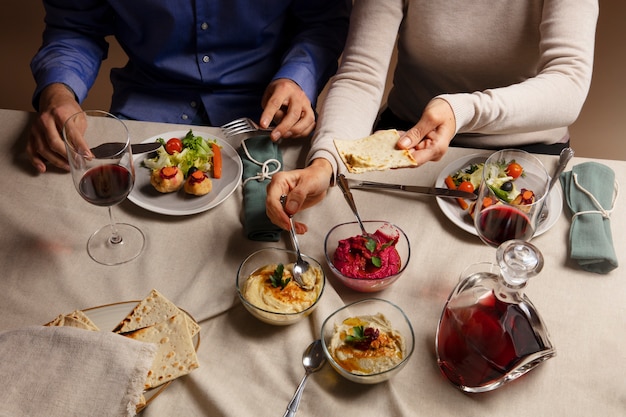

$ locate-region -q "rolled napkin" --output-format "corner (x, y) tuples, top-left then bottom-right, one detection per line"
(560, 161), (619, 274)
(0, 325), (157, 417)
(238, 135), (283, 241)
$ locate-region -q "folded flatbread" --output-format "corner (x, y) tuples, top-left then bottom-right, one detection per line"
(124, 313), (200, 389)
(113, 289), (200, 337)
(334, 129), (418, 174)
(44, 310), (99, 331)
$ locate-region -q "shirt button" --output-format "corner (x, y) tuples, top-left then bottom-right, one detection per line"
(182, 114), (189, 120)
(200, 22), (208, 30)
(202, 55), (210, 63)
(190, 101), (197, 108)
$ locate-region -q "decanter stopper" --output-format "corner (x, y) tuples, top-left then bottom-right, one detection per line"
(496, 240), (544, 288)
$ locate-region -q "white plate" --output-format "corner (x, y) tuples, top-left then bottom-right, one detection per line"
(435, 153), (563, 237)
(83, 300), (200, 412)
(128, 130), (243, 215)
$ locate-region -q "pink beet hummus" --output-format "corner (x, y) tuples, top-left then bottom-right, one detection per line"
(332, 229), (401, 279)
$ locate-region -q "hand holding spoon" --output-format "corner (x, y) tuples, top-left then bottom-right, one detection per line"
(280, 195), (312, 290)
(282, 340), (327, 417)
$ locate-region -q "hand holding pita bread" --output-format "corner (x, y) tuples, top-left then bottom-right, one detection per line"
(396, 98), (457, 165)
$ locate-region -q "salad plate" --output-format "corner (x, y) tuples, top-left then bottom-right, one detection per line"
(435, 153), (563, 237)
(128, 130), (243, 215)
(82, 300), (200, 412)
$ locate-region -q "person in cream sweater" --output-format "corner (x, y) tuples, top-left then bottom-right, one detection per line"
(267, 0), (598, 233)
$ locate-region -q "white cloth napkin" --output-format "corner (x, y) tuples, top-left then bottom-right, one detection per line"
(0, 326), (157, 417)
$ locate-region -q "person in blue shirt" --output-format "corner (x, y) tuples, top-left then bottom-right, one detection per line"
(26, 0), (351, 173)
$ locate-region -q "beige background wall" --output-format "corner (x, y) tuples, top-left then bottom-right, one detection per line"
(2, 0), (625, 160)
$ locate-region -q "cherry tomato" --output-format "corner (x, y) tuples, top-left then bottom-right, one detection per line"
(458, 181), (474, 193)
(165, 138), (183, 154)
(506, 162), (523, 179)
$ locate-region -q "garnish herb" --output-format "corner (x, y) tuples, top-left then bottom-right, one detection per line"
(269, 263), (290, 290)
(365, 236), (394, 268)
(345, 325), (380, 350)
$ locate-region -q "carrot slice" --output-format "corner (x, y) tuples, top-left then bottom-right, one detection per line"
(444, 175), (469, 210)
(212, 143), (222, 179)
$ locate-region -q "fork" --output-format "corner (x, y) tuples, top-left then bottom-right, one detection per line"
(221, 117), (273, 138)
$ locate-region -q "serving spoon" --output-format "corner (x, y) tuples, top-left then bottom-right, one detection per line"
(280, 195), (312, 290)
(337, 174), (371, 237)
(282, 339), (327, 417)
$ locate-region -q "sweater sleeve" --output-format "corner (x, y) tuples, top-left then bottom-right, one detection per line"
(441, 0), (598, 138)
(307, 0), (404, 175)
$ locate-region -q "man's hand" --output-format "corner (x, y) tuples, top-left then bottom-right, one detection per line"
(26, 83), (83, 173)
(260, 78), (316, 141)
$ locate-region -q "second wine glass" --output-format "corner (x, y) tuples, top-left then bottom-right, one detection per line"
(473, 149), (549, 248)
(63, 110), (145, 265)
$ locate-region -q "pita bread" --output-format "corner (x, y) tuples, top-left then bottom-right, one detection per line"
(334, 129), (418, 174)
(124, 313), (199, 389)
(113, 289), (200, 337)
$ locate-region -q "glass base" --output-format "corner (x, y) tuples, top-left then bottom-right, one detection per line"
(87, 223), (145, 265)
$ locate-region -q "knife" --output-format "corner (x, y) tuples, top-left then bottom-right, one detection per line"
(347, 179), (477, 200)
(90, 142), (162, 158)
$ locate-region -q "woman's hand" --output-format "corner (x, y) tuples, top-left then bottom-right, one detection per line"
(396, 98), (457, 165)
(266, 158), (334, 233)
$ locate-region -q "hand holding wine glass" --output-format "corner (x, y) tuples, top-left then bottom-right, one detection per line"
(63, 110), (145, 265)
(473, 149), (550, 248)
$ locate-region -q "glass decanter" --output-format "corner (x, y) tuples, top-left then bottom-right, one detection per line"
(435, 240), (555, 393)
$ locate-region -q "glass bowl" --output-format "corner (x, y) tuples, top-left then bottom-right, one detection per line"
(321, 298), (415, 384)
(324, 221), (410, 292)
(236, 247), (325, 326)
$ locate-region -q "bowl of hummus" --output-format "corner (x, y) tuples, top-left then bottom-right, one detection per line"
(321, 298), (415, 384)
(324, 221), (410, 292)
(236, 248), (325, 325)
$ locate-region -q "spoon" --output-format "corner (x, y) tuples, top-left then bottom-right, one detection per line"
(548, 147), (575, 192)
(280, 195), (312, 290)
(540, 147), (574, 223)
(283, 340), (327, 417)
(337, 174), (370, 236)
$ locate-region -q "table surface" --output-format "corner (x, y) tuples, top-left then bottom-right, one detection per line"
(1, 108), (624, 417)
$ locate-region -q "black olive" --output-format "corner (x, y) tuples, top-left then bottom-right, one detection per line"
(188, 166), (198, 175)
(501, 181), (513, 192)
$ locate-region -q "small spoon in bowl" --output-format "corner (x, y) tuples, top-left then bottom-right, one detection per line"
(283, 339), (327, 417)
(280, 195), (313, 290)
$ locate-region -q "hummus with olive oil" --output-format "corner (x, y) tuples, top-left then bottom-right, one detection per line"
(242, 263), (323, 314)
(329, 313), (405, 375)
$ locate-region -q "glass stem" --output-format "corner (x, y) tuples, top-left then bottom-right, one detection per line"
(108, 206), (123, 245)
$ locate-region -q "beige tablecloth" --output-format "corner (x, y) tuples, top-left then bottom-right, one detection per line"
(1, 109), (624, 416)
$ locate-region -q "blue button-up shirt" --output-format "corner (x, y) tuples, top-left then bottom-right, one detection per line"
(31, 0), (350, 126)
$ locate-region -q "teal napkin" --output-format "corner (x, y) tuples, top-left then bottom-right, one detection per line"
(560, 162), (618, 274)
(238, 136), (283, 241)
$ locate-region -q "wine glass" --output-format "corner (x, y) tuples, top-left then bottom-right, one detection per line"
(473, 149), (549, 248)
(63, 110), (145, 265)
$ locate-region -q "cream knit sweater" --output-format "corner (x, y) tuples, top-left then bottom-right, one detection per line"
(309, 0), (598, 174)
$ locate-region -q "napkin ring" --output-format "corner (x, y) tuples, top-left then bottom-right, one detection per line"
(240, 138), (281, 185)
(571, 172), (619, 220)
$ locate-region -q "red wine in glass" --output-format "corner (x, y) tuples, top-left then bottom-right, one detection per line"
(437, 287), (548, 389)
(476, 205), (533, 246)
(79, 165), (133, 207)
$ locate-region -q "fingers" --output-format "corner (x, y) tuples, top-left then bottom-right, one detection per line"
(26, 84), (82, 173)
(395, 98), (457, 165)
(260, 79), (315, 141)
(26, 113), (71, 172)
(266, 159), (334, 233)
